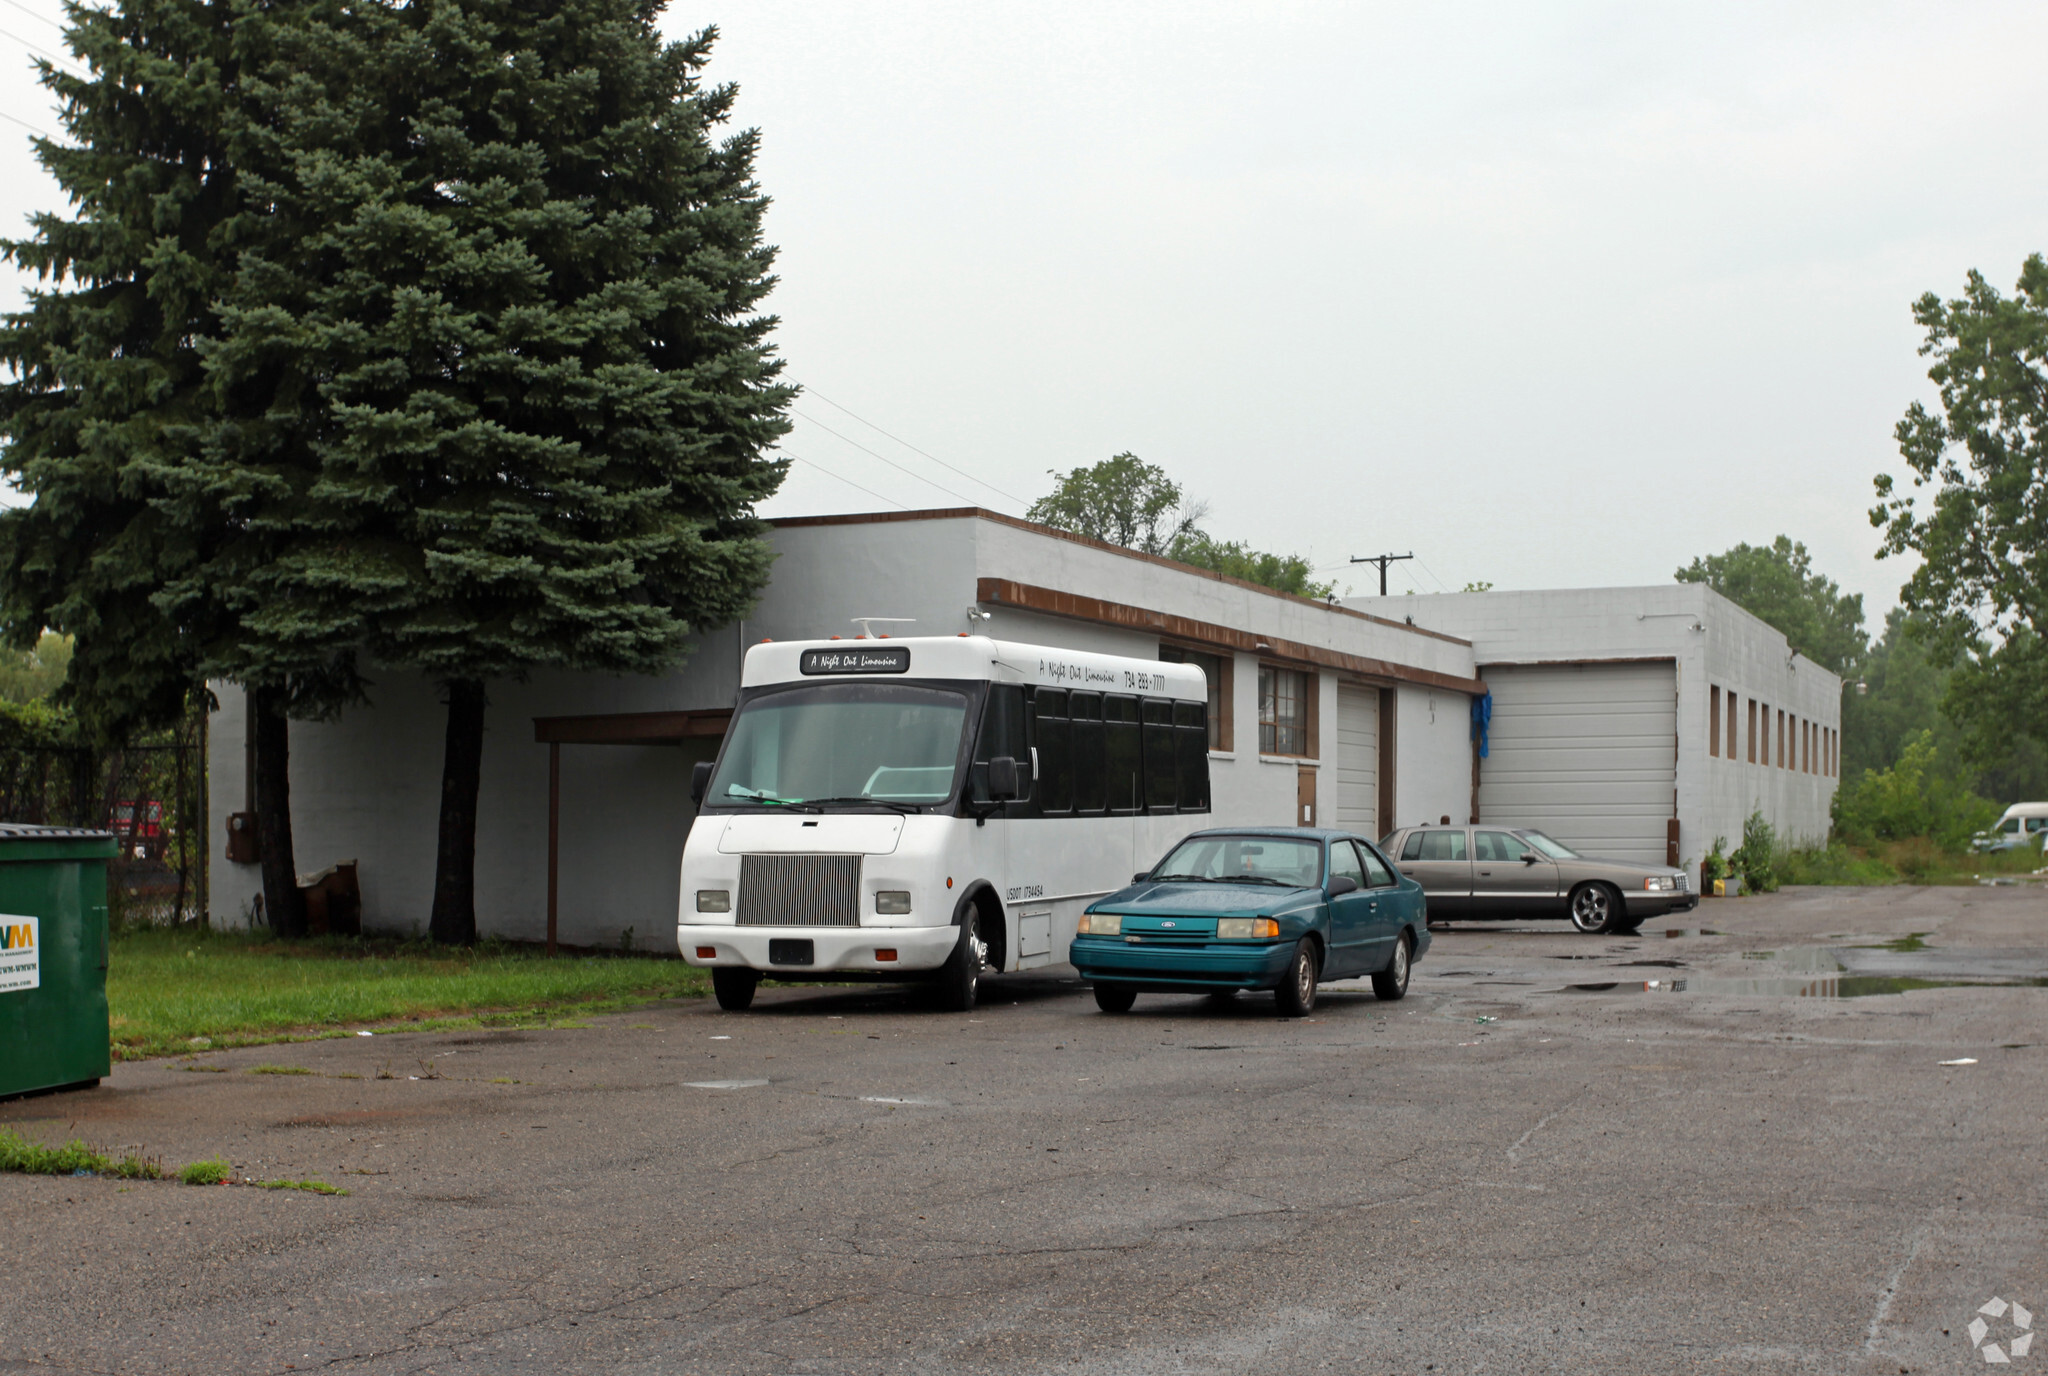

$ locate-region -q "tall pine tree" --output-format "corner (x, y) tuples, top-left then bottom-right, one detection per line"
(219, 1), (792, 942)
(0, 0), (352, 935)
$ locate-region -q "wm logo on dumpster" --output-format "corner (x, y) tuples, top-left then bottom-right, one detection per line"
(0, 914), (39, 994)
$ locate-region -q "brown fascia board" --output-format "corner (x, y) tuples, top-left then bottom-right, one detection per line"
(978, 578), (1488, 697)
(1476, 656), (1678, 669)
(533, 709), (732, 745)
(770, 506), (1472, 648)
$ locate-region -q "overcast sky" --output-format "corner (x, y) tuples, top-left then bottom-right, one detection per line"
(4, 1), (2043, 622)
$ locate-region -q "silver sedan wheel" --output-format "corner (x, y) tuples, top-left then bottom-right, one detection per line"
(1569, 883), (1613, 934)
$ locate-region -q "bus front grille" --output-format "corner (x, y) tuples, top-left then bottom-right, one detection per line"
(737, 854), (863, 927)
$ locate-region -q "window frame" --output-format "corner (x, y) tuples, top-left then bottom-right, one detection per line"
(1257, 663), (1316, 758)
(1159, 643), (1233, 752)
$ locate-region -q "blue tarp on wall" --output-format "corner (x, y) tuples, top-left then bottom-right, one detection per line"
(1470, 692), (1492, 758)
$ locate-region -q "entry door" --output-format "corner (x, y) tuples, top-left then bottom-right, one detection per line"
(1398, 827), (1471, 919)
(1297, 767), (1317, 827)
(1472, 829), (1559, 914)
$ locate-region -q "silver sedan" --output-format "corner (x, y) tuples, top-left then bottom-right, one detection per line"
(1379, 825), (1695, 934)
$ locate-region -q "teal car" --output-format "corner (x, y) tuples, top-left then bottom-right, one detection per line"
(1071, 828), (1430, 1016)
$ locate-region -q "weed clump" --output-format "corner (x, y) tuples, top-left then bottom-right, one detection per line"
(0, 1128), (162, 1180)
(178, 1157), (231, 1186)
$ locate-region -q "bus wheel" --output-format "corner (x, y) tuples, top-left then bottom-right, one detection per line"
(1094, 983), (1138, 1013)
(935, 909), (985, 1012)
(712, 967), (758, 1011)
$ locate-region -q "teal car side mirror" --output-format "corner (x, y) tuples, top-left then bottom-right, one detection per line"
(1328, 876), (1359, 896)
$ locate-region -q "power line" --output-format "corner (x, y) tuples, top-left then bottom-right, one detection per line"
(0, 25), (85, 74)
(784, 453), (906, 512)
(791, 407), (983, 507)
(0, 106), (57, 139)
(1411, 554), (1456, 595)
(800, 387), (1032, 508)
(0, 0), (63, 31)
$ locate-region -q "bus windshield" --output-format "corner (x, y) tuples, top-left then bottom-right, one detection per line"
(707, 683), (970, 806)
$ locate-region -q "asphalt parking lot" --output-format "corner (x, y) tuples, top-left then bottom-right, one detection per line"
(5, 883), (2046, 1375)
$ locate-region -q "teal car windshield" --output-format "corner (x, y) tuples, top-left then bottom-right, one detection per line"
(708, 684), (968, 805)
(1152, 835), (1324, 888)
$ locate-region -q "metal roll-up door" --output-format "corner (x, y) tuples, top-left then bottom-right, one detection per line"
(1478, 662), (1676, 864)
(1335, 684), (1378, 837)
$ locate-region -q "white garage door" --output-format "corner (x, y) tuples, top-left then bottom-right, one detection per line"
(1478, 662), (1675, 864)
(1334, 684), (1378, 837)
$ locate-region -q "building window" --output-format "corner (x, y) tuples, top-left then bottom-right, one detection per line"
(1259, 666), (1311, 755)
(1710, 686), (1721, 757)
(1159, 645), (1230, 751)
(1777, 710), (1786, 769)
(1748, 700), (1758, 763)
(1726, 692), (1737, 759)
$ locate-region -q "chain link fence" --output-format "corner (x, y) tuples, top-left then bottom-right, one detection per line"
(0, 713), (206, 927)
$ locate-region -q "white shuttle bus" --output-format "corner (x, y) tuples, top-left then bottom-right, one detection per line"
(677, 634), (1213, 1011)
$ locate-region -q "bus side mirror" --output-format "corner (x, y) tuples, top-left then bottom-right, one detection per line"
(987, 755), (1020, 801)
(691, 760), (713, 806)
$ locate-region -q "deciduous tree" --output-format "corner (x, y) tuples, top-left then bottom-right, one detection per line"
(1674, 536), (1867, 676)
(1876, 255), (2048, 777)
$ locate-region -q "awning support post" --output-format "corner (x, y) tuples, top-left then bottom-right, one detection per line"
(546, 741), (560, 956)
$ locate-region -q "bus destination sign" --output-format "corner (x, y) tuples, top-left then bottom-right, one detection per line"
(800, 646), (911, 675)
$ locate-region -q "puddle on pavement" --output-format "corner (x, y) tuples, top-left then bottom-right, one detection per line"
(1663, 928), (1722, 939)
(1554, 975), (2048, 998)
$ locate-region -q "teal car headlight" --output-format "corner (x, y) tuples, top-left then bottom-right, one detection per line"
(1216, 918), (1281, 939)
(1077, 912), (1121, 936)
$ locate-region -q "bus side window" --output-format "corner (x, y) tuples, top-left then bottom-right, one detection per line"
(1142, 699), (1177, 810)
(1070, 692), (1106, 813)
(972, 685), (1031, 803)
(1105, 694), (1142, 813)
(1174, 700), (1209, 811)
(1034, 689), (1072, 813)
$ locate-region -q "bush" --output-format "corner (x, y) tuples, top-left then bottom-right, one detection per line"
(1778, 843), (1896, 886)
(1833, 730), (2000, 851)
(1732, 810), (1779, 893)
(1700, 837), (1729, 888)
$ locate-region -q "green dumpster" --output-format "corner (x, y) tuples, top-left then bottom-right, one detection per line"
(0, 825), (117, 1100)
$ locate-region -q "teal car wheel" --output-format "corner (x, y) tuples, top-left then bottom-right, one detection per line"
(1372, 931), (1411, 1001)
(1273, 939), (1318, 1017)
(1094, 983), (1138, 1014)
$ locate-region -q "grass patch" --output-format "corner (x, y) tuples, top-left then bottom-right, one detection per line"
(109, 927), (711, 1060)
(178, 1157), (231, 1186)
(1778, 841), (2046, 888)
(251, 1178), (348, 1196)
(0, 1128), (163, 1179)
(246, 1064), (313, 1076)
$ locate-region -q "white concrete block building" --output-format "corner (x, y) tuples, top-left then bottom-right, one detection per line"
(208, 508), (1485, 943)
(1353, 585), (1843, 873)
(206, 512), (1840, 943)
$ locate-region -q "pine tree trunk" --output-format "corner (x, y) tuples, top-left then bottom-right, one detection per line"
(428, 678), (486, 946)
(251, 684), (306, 937)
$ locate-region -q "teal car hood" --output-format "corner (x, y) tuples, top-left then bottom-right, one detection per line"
(1093, 880), (1319, 919)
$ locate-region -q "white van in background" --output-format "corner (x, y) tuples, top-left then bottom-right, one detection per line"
(1973, 802), (2048, 854)
(675, 635), (1213, 1012)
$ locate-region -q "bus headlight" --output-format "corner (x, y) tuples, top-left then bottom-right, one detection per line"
(696, 889), (731, 913)
(1078, 913), (1121, 936)
(875, 891), (912, 915)
(1216, 918), (1281, 939)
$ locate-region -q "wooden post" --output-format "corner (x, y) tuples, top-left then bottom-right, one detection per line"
(546, 741), (560, 956)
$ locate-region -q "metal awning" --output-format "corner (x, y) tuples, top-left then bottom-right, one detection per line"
(531, 709), (732, 953)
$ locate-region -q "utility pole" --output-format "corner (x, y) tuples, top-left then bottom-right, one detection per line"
(1349, 551), (1414, 597)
